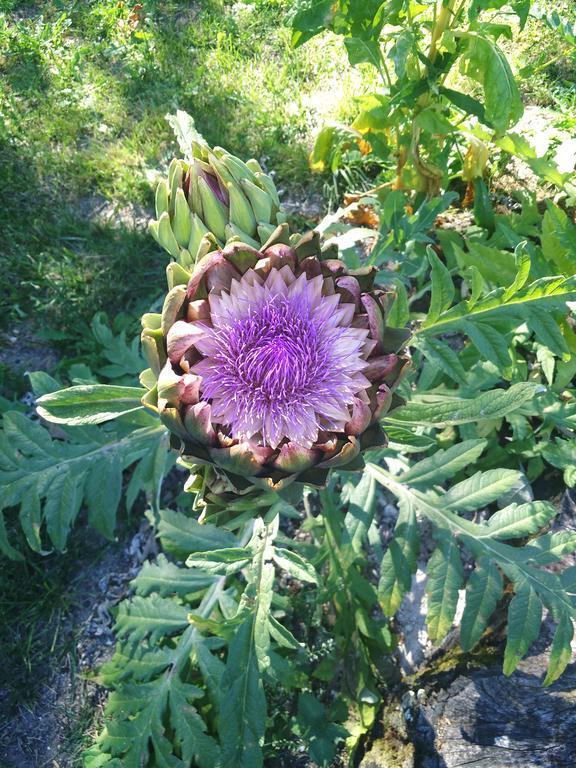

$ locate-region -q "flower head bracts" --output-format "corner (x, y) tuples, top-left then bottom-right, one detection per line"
(141, 231), (411, 502)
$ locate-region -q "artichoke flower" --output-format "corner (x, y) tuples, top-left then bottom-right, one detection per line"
(149, 127), (286, 270)
(142, 225), (411, 523)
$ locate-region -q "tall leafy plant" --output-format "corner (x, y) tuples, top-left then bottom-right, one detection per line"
(291, 0), (573, 198)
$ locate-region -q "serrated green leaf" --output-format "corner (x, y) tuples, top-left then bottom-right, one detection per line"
(541, 202), (576, 276)
(387, 278), (409, 328)
(115, 594), (190, 647)
(443, 469), (523, 513)
(0, 507), (23, 560)
(542, 439), (576, 478)
(219, 615), (266, 768)
(453, 242), (516, 287)
(36, 385), (146, 425)
(502, 244), (531, 301)
(460, 559), (503, 651)
(169, 678), (221, 767)
(543, 613), (574, 686)
(524, 532), (576, 564)
(254, 562), (275, 671)
(503, 582), (542, 675)
(378, 498), (419, 615)
(528, 306), (569, 357)
(193, 639), (226, 709)
(296, 693), (348, 768)
(344, 36), (381, 68)
(417, 273), (576, 340)
(186, 547), (252, 575)
(344, 469), (377, 551)
(461, 319), (512, 369)
(485, 501), (557, 540)
(86, 451), (122, 539)
(382, 426), (437, 452)
(166, 109), (207, 158)
(426, 534), (465, 642)
(459, 33), (523, 132)
(268, 615), (303, 650)
(272, 547), (318, 584)
(386, 382), (541, 428)
(399, 439), (487, 487)
(0, 411), (165, 556)
(95, 681), (180, 768)
(416, 336), (468, 385)
(100, 645), (175, 685)
(427, 248), (454, 323)
(158, 508), (238, 559)
(45, 468), (85, 551)
(18, 487), (45, 554)
(133, 554), (217, 597)
(373, 466), (576, 680)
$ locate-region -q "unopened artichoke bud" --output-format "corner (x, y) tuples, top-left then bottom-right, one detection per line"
(149, 111), (287, 267)
(141, 226), (411, 521)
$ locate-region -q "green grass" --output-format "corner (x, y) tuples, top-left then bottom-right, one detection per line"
(0, 0), (363, 371)
(515, 1), (576, 111)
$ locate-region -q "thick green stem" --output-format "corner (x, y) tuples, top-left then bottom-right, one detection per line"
(429, 0), (458, 64)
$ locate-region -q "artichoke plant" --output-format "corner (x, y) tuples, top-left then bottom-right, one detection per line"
(142, 115), (410, 523)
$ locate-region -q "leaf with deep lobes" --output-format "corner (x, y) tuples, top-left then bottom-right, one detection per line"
(219, 616), (266, 768)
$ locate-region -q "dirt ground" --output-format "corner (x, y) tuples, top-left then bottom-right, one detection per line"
(0, 519), (155, 768)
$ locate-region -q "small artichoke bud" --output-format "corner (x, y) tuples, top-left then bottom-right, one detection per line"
(150, 112), (285, 262)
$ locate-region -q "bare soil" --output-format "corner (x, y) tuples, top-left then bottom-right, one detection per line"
(0, 520), (155, 768)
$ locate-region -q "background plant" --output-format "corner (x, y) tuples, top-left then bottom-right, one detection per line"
(291, 0), (576, 202)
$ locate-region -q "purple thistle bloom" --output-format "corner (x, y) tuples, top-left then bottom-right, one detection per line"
(150, 237), (411, 503)
(189, 267), (372, 448)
